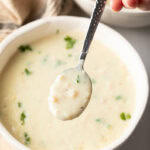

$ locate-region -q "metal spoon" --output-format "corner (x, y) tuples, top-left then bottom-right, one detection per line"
(48, 0), (106, 120)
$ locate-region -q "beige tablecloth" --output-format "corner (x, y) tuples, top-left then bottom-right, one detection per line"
(0, 0), (73, 42)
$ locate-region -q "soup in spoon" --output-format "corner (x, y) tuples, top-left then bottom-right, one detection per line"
(49, 69), (92, 120)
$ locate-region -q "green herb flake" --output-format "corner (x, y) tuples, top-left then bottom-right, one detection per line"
(25, 68), (32, 75)
(68, 54), (72, 57)
(96, 118), (112, 129)
(107, 124), (112, 129)
(120, 112), (126, 120)
(91, 78), (96, 84)
(126, 114), (131, 119)
(116, 96), (122, 100)
(24, 132), (31, 145)
(96, 118), (101, 122)
(17, 102), (22, 108)
(56, 29), (60, 34)
(55, 60), (66, 67)
(38, 51), (41, 54)
(64, 36), (76, 49)
(76, 75), (80, 83)
(120, 112), (131, 121)
(18, 45), (32, 52)
(42, 55), (49, 64)
(20, 112), (26, 125)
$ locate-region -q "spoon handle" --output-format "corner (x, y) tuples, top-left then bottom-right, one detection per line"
(79, 0), (106, 66)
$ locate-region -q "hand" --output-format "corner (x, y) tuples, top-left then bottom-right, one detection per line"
(110, 0), (150, 11)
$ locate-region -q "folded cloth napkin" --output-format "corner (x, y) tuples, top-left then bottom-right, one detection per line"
(0, 0), (73, 42)
(0, 0), (32, 25)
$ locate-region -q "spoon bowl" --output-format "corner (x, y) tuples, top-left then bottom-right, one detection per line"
(49, 67), (92, 120)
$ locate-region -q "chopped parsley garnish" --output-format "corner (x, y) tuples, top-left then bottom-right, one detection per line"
(91, 78), (96, 84)
(24, 132), (31, 145)
(25, 68), (32, 75)
(96, 118), (101, 122)
(55, 60), (66, 66)
(56, 29), (60, 34)
(64, 36), (76, 49)
(42, 55), (49, 64)
(120, 112), (131, 121)
(116, 96), (122, 100)
(68, 54), (72, 57)
(38, 51), (41, 54)
(126, 114), (131, 119)
(76, 75), (80, 83)
(18, 45), (32, 52)
(20, 112), (26, 125)
(17, 102), (22, 108)
(96, 118), (112, 129)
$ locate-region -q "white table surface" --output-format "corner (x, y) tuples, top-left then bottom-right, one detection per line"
(71, 4), (150, 150)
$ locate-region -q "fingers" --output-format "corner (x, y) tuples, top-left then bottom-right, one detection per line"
(110, 0), (123, 11)
(122, 0), (138, 8)
(138, 0), (150, 10)
(110, 0), (150, 11)
(110, 0), (138, 11)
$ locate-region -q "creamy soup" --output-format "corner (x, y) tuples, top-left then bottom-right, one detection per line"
(0, 29), (135, 150)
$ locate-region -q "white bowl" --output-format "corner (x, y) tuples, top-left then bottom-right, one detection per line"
(74, 0), (150, 28)
(0, 16), (149, 150)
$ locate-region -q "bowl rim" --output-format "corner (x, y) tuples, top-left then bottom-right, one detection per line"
(76, 0), (150, 14)
(0, 16), (149, 150)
